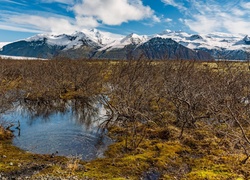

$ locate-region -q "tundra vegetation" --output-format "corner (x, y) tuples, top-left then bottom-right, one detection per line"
(1, 57), (250, 179)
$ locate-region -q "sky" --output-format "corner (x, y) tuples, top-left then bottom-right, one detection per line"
(0, 0), (249, 42)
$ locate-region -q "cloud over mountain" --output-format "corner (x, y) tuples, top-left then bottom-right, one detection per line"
(73, 0), (155, 26)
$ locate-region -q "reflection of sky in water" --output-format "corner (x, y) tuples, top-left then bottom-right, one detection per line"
(3, 105), (112, 161)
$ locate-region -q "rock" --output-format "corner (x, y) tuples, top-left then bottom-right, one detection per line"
(9, 162), (13, 166)
(2, 155), (7, 158)
(77, 164), (85, 171)
(142, 168), (161, 180)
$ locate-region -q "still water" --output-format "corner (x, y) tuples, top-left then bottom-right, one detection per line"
(3, 99), (112, 160)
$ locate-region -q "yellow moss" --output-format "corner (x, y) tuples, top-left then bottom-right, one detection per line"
(162, 174), (175, 180)
(0, 139), (68, 176)
(1, 123), (250, 179)
(155, 141), (183, 156)
(187, 168), (237, 180)
(236, 178), (245, 180)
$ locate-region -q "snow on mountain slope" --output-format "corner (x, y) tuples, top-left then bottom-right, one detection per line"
(99, 33), (148, 51)
(27, 32), (97, 50)
(0, 42), (10, 50)
(25, 29), (148, 52)
(22, 28), (250, 53)
(96, 29), (249, 53)
(81, 28), (123, 45)
(154, 30), (250, 52)
(120, 33), (148, 45)
(25, 29), (124, 50)
(2, 28), (249, 61)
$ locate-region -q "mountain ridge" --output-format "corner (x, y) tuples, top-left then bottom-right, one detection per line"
(1, 29), (249, 60)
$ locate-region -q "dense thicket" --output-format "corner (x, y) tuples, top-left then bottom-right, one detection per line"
(1, 58), (250, 178)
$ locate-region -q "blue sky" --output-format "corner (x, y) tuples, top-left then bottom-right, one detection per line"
(0, 0), (249, 42)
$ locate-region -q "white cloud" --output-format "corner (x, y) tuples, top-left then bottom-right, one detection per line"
(1, 0), (26, 6)
(152, 15), (161, 23)
(0, 0), (158, 34)
(161, 0), (187, 11)
(0, 24), (43, 33)
(9, 15), (78, 34)
(232, 8), (246, 16)
(241, 2), (250, 9)
(75, 16), (99, 28)
(184, 15), (221, 34)
(73, 0), (154, 26)
(223, 18), (250, 34)
(162, 0), (250, 34)
(165, 18), (172, 23)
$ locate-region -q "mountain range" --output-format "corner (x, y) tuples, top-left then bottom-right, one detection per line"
(1, 29), (250, 60)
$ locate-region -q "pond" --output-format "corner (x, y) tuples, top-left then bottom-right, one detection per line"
(2, 98), (112, 161)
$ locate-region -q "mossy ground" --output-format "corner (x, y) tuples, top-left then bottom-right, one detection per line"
(1, 124), (250, 179)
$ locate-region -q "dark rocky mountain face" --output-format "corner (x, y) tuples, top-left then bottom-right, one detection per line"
(243, 36), (250, 45)
(60, 46), (101, 59)
(132, 38), (213, 60)
(0, 40), (65, 58)
(198, 48), (249, 60)
(189, 35), (203, 41)
(92, 45), (135, 60)
(87, 38), (213, 60)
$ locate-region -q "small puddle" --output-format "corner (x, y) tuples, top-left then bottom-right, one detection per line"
(3, 98), (112, 160)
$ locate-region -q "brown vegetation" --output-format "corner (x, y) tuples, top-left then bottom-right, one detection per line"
(1, 58), (250, 179)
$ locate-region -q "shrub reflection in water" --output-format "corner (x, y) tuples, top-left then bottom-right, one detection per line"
(3, 97), (112, 160)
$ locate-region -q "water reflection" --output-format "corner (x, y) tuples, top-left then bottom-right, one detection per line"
(3, 97), (112, 161)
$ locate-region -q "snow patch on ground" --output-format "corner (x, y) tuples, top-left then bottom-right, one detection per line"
(0, 55), (47, 60)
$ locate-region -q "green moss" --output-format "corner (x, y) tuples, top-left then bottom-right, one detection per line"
(1, 123), (250, 179)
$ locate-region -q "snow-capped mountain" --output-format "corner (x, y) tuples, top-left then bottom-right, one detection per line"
(156, 30), (250, 51)
(0, 29), (110, 58)
(0, 29), (249, 60)
(153, 30), (250, 60)
(26, 31), (107, 50)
